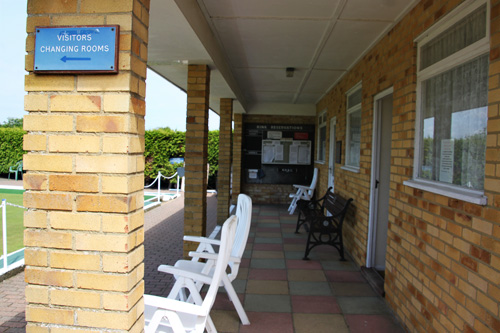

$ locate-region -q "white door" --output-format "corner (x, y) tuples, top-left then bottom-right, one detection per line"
(328, 117), (336, 191)
(368, 90), (393, 271)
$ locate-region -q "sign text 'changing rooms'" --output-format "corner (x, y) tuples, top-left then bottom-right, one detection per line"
(34, 26), (119, 73)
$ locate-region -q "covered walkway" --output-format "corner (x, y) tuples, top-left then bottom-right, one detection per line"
(0, 191), (403, 332)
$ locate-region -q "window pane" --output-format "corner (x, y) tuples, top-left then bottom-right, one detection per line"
(421, 4), (486, 70)
(348, 88), (362, 109)
(420, 54), (488, 190)
(347, 109), (361, 167)
(319, 125), (326, 160)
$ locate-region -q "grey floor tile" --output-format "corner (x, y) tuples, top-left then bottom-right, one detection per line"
(337, 296), (391, 315)
(244, 294), (292, 312)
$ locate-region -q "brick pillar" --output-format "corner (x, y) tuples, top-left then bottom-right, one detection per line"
(23, 1), (148, 331)
(232, 113), (243, 204)
(216, 98), (233, 224)
(184, 65), (210, 257)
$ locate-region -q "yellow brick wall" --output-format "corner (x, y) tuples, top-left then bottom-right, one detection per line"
(217, 98), (233, 224)
(316, 0), (500, 331)
(24, 0), (149, 331)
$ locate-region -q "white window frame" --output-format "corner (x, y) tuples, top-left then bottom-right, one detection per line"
(316, 109), (327, 163)
(342, 82), (362, 173)
(404, 0), (489, 205)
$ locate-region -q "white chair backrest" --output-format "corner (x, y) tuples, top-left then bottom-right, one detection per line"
(229, 194), (252, 276)
(200, 215), (238, 316)
(307, 168), (319, 197)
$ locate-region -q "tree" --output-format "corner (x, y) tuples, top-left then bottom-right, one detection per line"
(0, 117), (23, 128)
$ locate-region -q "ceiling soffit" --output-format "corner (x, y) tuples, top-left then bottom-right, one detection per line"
(147, 0), (418, 115)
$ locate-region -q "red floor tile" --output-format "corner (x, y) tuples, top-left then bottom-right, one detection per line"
(240, 258), (251, 268)
(283, 238), (305, 244)
(252, 243), (284, 251)
(291, 295), (341, 314)
(256, 227), (281, 232)
(212, 293), (246, 311)
(239, 312), (294, 333)
(286, 259), (323, 270)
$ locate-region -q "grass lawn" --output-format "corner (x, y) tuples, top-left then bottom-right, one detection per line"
(0, 189), (24, 255)
(0, 189), (166, 256)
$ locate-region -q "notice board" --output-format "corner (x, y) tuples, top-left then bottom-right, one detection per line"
(243, 123), (315, 184)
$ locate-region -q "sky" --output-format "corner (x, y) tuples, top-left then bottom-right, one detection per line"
(0, 1), (219, 131)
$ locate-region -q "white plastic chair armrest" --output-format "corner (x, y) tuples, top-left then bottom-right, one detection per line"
(144, 294), (206, 316)
(157, 265), (213, 285)
(183, 236), (221, 246)
(293, 184), (313, 191)
(188, 251), (242, 264)
(188, 251), (219, 261)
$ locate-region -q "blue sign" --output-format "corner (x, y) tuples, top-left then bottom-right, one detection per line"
(34, 26), (119, 73)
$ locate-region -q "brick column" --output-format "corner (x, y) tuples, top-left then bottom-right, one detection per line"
(184, 65), (210, 257)
(232, 113), (243, 204)
(23, 1), (148, 331)
(216, 98), (233, 224)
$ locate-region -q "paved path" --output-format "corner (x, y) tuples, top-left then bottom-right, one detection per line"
(144, 192), (217, 296)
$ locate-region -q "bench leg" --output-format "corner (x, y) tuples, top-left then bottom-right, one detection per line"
(338, 233), (346, 261)
(295, 210), (303, 233)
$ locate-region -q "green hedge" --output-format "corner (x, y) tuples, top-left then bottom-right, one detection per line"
(207, 130), (219, 189)
(0, 123), (220, 188)
(144, 128), (220, 187)
(0, 127), (25, 174)
(144, 128), (185, 183)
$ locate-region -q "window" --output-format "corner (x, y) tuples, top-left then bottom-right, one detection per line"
(406, 0), (489, 205)
(317, 110), (327, 162)
(344, 83), (362, 171)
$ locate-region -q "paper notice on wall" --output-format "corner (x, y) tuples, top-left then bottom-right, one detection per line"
(439, 139), (454, 183)
(268, 131), (282, 139)
(275, 143), (284, 160)
(298, 145), (310, 164)
(262, 144), (275, 163)
(289, 145), (298, 164)
(248, 169), (258, 179)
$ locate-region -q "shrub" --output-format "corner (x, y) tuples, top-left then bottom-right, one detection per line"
(144, 127), (185, 184)
(207, 130), (219, 189)
(0, 127), (25, 174)
(143, 128), (220, 189)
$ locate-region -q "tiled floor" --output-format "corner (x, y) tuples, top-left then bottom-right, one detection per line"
(209, 204), (405, 333)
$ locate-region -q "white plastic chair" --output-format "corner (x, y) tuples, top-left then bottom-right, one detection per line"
(288, 168), (318, 214)
(144, 215), (238, 333)
(160, 193), (252, 325)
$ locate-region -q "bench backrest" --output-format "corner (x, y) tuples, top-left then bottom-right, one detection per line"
(323, 190), (353, 223)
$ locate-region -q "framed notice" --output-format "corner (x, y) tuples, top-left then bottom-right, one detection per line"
(34, 25), (119, 74)
(261, 140), (311, 165)
(439, 139), (454, 183)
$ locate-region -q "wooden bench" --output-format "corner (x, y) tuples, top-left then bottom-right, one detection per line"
(295, 187), (353, 261)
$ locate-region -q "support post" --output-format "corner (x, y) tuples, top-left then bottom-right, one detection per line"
(217, 98), (233, 224)
(23, 0), (149, 330)
(184, 64), (210, 257)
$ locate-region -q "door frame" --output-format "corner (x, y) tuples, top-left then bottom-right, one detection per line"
(328, 117), (336, 191)
(366, 87), (393, 268)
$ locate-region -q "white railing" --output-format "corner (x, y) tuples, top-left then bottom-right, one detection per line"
(1, 199), (26, 275)
(144, 171), (183, 208)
